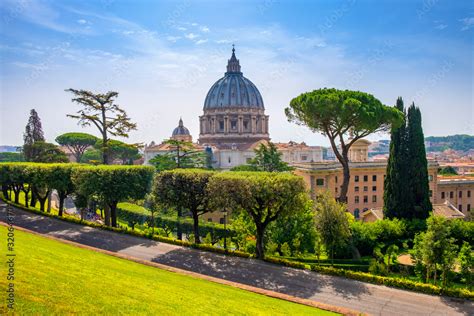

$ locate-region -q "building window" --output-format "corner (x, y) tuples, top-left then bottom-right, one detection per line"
(231, 120), (237, 130)
(228, 156), (231, 164)
(468, 191), (471, 198)
(355, 196), (359, 203)
(335, 176), (338, 183)
(429, 190), (433, 197)
(450, 192), (454, 199)
(335, 187), (338, 194)
(355, 175), (359, 182)
(219, 121), (224, 131)
(243, 121), (249, 129)
(363, 196), (368, 203)
(354, 209), (360, 219)
(458, 205), (462, 212)
(363, 186), (368, 192)
(429, 175), (433, 181)
(372, 175), (377, 181)
(301, 155), (308, 161)
(441, 192), (445, 199)
(207, 218), (212, 223)
(459, 191), (463, 198)
(219, 218), (225, 224)
(372, 195), (377, 203)
(246, 157), (252, 163)
(363, 175), (368, 182)
(468, 204), (471, 211)
(372, 186), (377, 192)
(355, 186), (359, 192)
(316, 178), (324, 186)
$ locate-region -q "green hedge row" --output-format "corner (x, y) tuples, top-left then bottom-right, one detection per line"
(116, 203), (236, 241)
(264, 256), (474, 300)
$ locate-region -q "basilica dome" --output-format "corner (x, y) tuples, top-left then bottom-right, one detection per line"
(171, 118), (192, 142)
(172, 118), (190, 136)
(203, 47), (264, 110)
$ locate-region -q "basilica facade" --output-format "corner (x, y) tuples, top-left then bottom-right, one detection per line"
(144, 47), (323, 169)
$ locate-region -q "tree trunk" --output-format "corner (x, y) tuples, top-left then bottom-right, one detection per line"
(338, 159), (350, 203)
(47, 191), (52, 213)
(1, 185), (9, 199)
(110, 202), (118, 227)
(30, 187), (37, 208)
(192, 211), (200, 244)
(13, 187), (20, 204)
(104, 204), (111, 226)
(101, 107), (109, 165)
(177, 206), (182, 240)
(38, 197), (47, 211)
(58, 191), (66, 217)
(255, 224), (266, 259)
(23, 190), (29, 208)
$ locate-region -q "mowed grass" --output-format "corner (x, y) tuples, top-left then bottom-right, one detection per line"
(0, 226), (337, 315)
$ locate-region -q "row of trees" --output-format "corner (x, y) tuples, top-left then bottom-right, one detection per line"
(153, 169), (307, 259)
(0, 163), (154, 224)
(384, 98), (432, 219)
(0, 162), (307, 259)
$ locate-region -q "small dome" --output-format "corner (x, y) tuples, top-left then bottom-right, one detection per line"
(172, 118), (190, 136)
(203, 47), (264, 110)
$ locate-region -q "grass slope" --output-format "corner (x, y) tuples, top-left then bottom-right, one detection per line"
(0, 226), (336, 315)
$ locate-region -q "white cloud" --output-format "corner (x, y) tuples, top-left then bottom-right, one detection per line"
(200, 26), (210, 33)
(460, 17), (474, 31)
(215, 39), (232, 44)
(185, 33), (199, 40)
(435, 24), (448, 30)
(77, 19), (87, 25)
(177, 27), (187, 31)
(166, 36), (181, 42)
(195, 39), (208, 45)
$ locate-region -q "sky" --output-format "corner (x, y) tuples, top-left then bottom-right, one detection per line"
(0, 0), (473, 147)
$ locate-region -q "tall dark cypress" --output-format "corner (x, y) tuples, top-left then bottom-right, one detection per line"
(23, 109), (45, 161)
(384, 97), (408, 218)
(406, 103), (432, 219)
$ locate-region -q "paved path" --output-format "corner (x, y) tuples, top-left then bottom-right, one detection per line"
(1, 202), (472, 316)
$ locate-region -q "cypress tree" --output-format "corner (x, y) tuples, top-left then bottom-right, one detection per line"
(384, 97), (408, 218)
(406, 103), (432, 218)
(23, 109), (45, 161)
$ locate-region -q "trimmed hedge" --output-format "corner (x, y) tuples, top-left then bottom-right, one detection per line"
(264, 256), (474, 300)
(116, 203), (236, 241)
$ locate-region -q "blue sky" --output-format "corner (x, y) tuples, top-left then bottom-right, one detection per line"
(0, 0), (472, 146)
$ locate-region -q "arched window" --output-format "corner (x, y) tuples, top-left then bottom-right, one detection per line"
(354, 208), (360, 219)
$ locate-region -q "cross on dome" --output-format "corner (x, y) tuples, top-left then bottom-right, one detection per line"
(226, 45), (241, 74)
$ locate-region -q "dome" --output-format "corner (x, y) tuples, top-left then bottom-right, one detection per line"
(172, 118), (190, 136)
(203, 47), (264, 110)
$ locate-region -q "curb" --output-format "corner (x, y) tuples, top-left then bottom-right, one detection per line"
(0, 216), (362, 316)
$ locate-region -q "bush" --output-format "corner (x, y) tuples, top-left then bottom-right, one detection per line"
(351, 218), (406, 256)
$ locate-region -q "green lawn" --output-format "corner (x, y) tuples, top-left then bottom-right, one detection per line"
(0, 226), (337, 315)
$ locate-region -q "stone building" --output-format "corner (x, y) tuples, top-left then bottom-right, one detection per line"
(143, 118), (203, 165)
(294, 140), (473, 220)
(144, 47), (322, 169)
